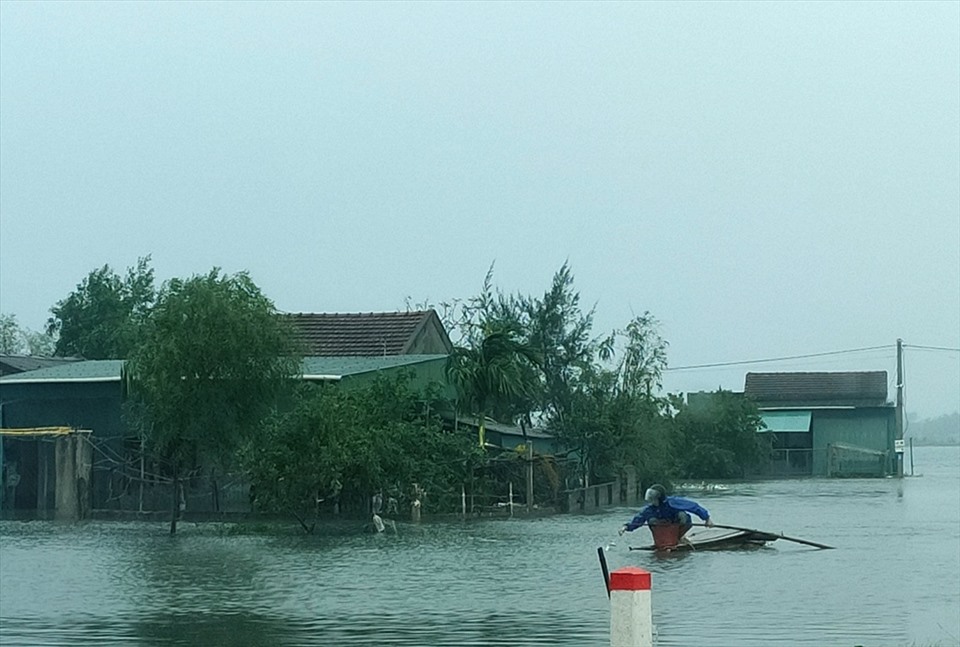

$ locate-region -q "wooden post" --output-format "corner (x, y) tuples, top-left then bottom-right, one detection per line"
(909, 437), (915, 476)
(508, 481), (514, 517)
(138, 433), (145, 514)
(461, 484), (466, 520)
(526, 442), (534, 514)
(609, 567), (653, 647)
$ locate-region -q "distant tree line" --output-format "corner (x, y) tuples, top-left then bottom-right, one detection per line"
(906, 412), (960, 446)
(5, 257), (770, 532)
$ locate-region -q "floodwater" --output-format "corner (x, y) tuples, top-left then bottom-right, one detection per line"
(1, 446), (958, 647)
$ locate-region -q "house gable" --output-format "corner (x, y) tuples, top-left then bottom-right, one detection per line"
(286, 310), (453, 357)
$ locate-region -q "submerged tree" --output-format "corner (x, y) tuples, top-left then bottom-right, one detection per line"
(244, 374), (477, 531)
(126, 269), (300, 534)
(48, 256), (156, 359)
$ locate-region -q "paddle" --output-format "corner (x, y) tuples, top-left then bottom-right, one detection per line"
(596, 546), (611, 598)
(691, 522), (835, 549)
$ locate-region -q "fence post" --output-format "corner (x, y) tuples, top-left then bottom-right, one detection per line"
(609, 567), (652, 647)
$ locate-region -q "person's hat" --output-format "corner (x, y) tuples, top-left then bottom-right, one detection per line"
(644, 483), (666, 504)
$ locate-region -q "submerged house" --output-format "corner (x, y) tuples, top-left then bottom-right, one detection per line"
(0, 310), (457, 516)
(745, 371), (896, 478)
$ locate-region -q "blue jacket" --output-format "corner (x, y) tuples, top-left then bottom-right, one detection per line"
(625, 496), (710, 531)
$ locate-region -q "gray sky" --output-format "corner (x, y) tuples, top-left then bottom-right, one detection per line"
(1, 1), (958, 419)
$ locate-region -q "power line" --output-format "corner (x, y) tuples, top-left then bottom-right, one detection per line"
(903, 344), (960, 353)
(665, 345), (893, 372)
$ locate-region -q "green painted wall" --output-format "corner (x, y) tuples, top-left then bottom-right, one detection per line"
(810, 408), (896, 476)
(337, 357), (453, 398)
(1, 381), (126, 509)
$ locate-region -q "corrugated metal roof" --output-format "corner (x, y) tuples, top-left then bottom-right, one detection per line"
(744, 371), (888, 406)
(0, 360), (124, 383)
(0, 356), (448, 384)
(0, 355), (83, 376)
(286, 310), (451, 356)
(301, 355), (448, 379)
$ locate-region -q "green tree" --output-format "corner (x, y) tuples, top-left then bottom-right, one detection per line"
(446, 327), (540, 447)
(0, 313), (56, 356)
(244, 375), (476, 531)
(672, 390), (769, 479)
(518, 262), (600, 434)
(47, 256), (156, 358)
(611, 313), (669, 399)
(126, 269), (300, 534)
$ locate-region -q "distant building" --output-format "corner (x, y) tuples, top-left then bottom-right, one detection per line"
(286, 310), (453, 357)
(745, 371), (896, 477)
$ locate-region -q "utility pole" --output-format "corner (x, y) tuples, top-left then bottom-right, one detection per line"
(895, 338), (904, 478)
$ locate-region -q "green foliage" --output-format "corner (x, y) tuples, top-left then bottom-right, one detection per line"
(127, 268), (301, 469)
(243, 374), (478, 527)
(672, 390), (769, 479)
(0, 313), (56, 356)
(611, 313), (669, 398)
(47, 256), (156, 359)
(446, 327), (540, 433)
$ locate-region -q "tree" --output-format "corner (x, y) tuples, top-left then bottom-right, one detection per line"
(446, 327), (540, 447)
(47, 256), (156, 358)
(672, 390), (768, 479)
(0, 313), (56, 356)
(518, 262), (599, 434)
(126, 269), (300, 534)
(611, 313), (669, 399)
(244, 374), (477, 531)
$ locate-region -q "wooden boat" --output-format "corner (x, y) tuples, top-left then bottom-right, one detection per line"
(631, 523), (780, 552)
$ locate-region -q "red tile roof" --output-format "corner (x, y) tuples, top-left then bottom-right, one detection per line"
(744, 371), (889, 407)
(285, 310), (451, 357)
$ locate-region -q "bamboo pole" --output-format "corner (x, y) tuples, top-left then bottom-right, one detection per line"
(690, 522), (834, 549)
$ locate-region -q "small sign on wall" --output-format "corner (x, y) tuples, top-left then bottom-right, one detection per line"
(894, 439), (905, 453)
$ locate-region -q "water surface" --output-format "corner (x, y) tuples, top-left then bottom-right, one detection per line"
(2, 446), (958, 647)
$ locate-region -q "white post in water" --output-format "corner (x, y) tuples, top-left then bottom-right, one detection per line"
(609, 567), (652, 647)
(509, 482), (514, 517)
(461, 485), (467, 519)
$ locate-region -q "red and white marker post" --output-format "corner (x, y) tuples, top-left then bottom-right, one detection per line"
(609, 566), (653, 647)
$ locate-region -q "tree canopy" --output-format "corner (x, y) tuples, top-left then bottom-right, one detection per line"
(126, 268), (301, 532)
(0, 312), (55, 356)
(244, 375), (478, 531)
(47, 256), (156, 359)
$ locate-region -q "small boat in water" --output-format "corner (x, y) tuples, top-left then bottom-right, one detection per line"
(632, 523), (780, 552)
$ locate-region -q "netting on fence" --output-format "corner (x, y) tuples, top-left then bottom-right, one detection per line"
(827, 442), (889, 478)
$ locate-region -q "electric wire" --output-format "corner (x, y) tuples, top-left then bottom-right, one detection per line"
(903, 344), (960, 353)
(665, 344), (893, 372)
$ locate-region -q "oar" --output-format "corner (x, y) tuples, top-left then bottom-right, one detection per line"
(691, 522), (834, 549)
(597, 546), (611, 598)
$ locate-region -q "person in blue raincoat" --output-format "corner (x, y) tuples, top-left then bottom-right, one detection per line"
(618, 483), (714, 538)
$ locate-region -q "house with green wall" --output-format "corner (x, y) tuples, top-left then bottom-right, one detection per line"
(0, 310), (456, 516)
(745, 371), (896, 478)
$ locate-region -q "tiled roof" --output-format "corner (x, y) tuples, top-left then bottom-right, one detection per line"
(286, 310), (451, 356)
(744, 371), (889, 406)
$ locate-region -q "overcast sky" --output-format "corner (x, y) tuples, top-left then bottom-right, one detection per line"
(1, 2), (958, 419)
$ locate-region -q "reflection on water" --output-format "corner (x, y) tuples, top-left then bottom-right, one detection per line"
(1, 446), (958, 647)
